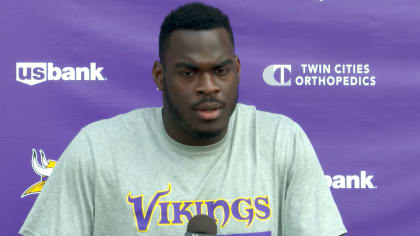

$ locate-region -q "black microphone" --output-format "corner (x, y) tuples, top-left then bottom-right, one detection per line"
(184, 214), (217, 236)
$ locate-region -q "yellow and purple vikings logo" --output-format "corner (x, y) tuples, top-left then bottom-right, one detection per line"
(126, 185), (272, 232)
(21, 149), (57, 198)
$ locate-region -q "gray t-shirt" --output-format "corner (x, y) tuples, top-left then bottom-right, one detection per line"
(20, 104), (347, 236)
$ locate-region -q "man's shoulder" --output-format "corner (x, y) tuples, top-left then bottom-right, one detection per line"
(236, 103), (300, 132)
(81, 107), (160, 136)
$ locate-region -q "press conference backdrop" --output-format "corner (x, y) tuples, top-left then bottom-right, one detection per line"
(1, 0), (419, 235)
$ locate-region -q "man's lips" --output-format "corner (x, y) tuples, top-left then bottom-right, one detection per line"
(194, 102), (223, 121)
(196, 108), (222, 120)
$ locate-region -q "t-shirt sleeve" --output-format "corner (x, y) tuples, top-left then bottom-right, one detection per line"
(283, 124), (347, 236)
(19, 129), (95, 236)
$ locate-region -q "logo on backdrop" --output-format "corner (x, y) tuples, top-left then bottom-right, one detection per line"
(325, 171), (377, 189)
(263, 64), (376, 87)
(16, 62), (106, 86)
(21, 149), (58, 198)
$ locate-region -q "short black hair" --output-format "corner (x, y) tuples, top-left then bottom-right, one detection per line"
(159, 2), (234, 63)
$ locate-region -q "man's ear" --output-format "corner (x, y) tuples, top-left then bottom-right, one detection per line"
(152, 61), (164, 90)
(235, 55), (241, 83)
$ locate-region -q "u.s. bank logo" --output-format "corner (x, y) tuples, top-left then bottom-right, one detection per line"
(16, 62), (106, 86)
(21, 149), (57, 198)
(325, 171), (377, 189)
(262, 64), (292, 86)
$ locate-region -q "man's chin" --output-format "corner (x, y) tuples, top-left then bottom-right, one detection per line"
(192, 128), (224, 139)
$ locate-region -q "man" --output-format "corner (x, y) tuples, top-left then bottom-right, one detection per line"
(20, 2), (347, 236)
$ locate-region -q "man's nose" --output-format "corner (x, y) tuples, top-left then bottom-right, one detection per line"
(196, 72), (220, 95)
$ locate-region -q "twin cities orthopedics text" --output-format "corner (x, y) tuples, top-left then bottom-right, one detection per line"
(263, 63), (376, 87)
(297, 64), (375, 86)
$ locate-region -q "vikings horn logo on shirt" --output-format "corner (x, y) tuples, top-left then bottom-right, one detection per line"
(21, 149), (57, 198)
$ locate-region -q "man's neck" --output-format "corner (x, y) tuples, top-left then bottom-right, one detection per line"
(161, 108), (228, 146)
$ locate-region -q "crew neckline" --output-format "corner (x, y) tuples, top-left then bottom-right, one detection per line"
(154, 106), (237, 155)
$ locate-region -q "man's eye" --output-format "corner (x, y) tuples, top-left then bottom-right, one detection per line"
(181, 71), (194, 77)
(215, 67), (229, 76)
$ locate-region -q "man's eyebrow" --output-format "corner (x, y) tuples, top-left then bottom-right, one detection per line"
(214, 59), (234, 68)
(174, 62), (199, 70)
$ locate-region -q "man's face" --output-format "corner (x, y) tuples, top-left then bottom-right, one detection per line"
(158, 28), (240, 139)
